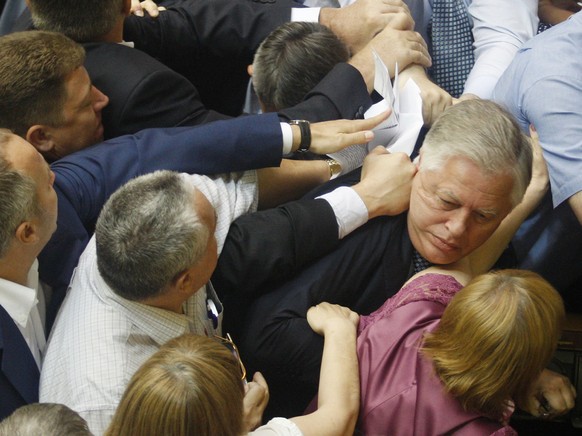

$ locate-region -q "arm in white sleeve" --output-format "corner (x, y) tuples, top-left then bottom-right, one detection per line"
(464, 0), (538, 98)
(317, 186), (368, 239)
(291, 7), (320, 22)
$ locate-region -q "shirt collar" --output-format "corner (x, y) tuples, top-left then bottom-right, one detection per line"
(93, 265), (195, 346)
(0, 261), (40, 328)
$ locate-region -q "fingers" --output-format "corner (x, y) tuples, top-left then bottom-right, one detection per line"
(130, 0), (165, 17)
(307, 303), (360, 334)
(251, 371), (269, 391)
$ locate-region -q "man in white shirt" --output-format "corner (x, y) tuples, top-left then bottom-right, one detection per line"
(39, 148), (416, 435)
(0, 131), (57, 419)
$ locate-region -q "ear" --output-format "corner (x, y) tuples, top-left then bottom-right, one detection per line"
(174, 269), (194, 295)
(26, 125), (56, 155)
(247, 64), (254, 77)
(14, 221), (39, 246)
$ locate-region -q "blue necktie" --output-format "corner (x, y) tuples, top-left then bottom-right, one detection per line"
(428, 0), (475, 98)
(413, 250), (432, 273)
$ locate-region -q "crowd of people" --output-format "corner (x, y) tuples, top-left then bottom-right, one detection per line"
(0, 0), (580, 434)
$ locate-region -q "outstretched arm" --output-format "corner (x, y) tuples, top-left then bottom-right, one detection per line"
(290, 303), (360, 436)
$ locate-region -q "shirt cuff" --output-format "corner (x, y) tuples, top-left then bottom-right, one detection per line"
(291, 7), (320, 23)
(280, 122), (293, 155)
(317, 186), (368, 239)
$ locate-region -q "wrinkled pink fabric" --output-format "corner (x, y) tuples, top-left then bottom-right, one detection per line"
(357, 274), (516, 436)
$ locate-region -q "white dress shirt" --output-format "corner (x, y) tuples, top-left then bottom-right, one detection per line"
(0, 260), (47, 368)
(40, 171), (258, 435)
(40, 169), (368, 435)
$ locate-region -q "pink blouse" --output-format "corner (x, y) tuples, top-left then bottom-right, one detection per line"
(357, 274), (516, 436)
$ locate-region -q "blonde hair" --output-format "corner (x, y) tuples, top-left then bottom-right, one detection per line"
(105, 334), (244, 436)
(422, 269), (565, 419)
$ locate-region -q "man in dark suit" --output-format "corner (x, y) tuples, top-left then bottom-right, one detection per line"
(222, 100), (574, 419)
(0, 128), (413, 422)
(0, 132), (56, 419)
(25, 0), (430, 138)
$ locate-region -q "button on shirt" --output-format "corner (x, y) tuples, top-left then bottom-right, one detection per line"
(0, 260), (47, 369)
(40, 171), (258, 436)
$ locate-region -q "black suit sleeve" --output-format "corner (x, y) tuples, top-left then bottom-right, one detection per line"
(213, 198), (340, 301)
(124, 0), (294, 115)
(278, 63), (373, 122)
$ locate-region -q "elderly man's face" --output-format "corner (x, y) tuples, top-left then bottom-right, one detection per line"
(5, 135), (58, 247)
(407, 155), (514, 265)
(49, 66), (109, 157)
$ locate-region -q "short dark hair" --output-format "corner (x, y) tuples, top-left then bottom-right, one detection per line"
(29, 0), (123, 42)
(252, 22), (350, 111)
(0, 31), (85, 137)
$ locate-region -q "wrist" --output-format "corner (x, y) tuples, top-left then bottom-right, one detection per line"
(289, 120), (311, 153)
(326, 158), (342, 179)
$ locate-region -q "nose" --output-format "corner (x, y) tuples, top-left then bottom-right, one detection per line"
(445, 210), (470, 239)
(92, 86), (109, 112)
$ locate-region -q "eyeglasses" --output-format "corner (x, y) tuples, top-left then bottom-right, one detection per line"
(215, 333), (247, 382)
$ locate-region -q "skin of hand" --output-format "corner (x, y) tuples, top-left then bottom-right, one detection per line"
(319, 0), (415, 54)
(352, 146), (417, 219)
(350, 28), (431, 93)
(517, 368), (577, 418)
(398, 65), (452, 126)
(306, 302), (359, 336)
(242, 372), (270, 431)
(130, 0), (166, 17)
(302, 111), (390, 155)
(524, 125), (550, 200)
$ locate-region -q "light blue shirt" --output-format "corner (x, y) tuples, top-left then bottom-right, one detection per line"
(493, 11), (582, 208)
(492, 12), (582, 297)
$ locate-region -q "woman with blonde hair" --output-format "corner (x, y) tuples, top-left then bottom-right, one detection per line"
(106, 302), (360, 436)
(356, 133), (573, 434)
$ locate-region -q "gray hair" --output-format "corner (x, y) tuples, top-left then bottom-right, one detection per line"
(252, 22), (350, 111)
(29, 0), (122, 42)
(0, 132), (38, 258)
(96, 171), (210, 301)
(0, 31), (85, 137)
(0, 403), (92, 436)
(419, 100), (532, 207)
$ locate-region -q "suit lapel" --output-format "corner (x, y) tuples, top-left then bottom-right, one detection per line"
(0, 305), (40, 404)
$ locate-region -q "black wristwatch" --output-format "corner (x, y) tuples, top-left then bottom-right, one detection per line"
(289, 120), (311, 153)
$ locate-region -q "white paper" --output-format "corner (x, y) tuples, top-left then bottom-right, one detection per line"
(364, 56), (423, 156)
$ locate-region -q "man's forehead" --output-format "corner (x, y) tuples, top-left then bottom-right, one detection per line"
(419, 157), (513, 206)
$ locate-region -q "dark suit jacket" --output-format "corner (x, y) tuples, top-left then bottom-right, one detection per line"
(124, 0), (296, 116)
(0, 305), (39, 420)
(233, 211), (416, 418)
(14, 1), (372, 134)
(83, 42), (230, 140)
(40, 113), (284, 330)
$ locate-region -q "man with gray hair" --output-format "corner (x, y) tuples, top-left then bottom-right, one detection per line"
(231, 99), (575, 418)
(0, 131), (57, 419)
(0, 403), (91, 436)
(39, 145), (416, 434)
